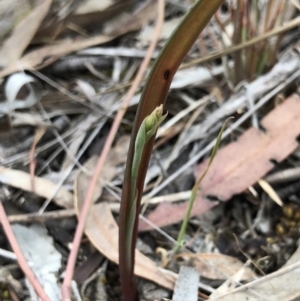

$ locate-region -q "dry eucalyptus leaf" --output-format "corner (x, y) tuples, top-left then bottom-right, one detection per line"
(0, 1), (155, 78)
(195, 94), (300, 200)
(209, 245), (300, 301)
(0, 34), (118, 78)
(75, 202), (177, 290)
(74, 136), (177, 290)
(178, 253), (256, 281)
(12, 224), (61, 301)
(140, 94), (300, 230)
(209, 259), (254, 298)
(0, 166), (73, 208)
(0, 0), (32, 42)
(0, 0), (51, 65)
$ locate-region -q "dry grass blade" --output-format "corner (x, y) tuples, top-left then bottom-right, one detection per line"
(0, 0), (158, 79)
(0, 34), (118, 78)
(258, 179), (283, 206)
(0, 0), (51, 65)
(0, 166), (73, 208)
(182, 16), (300, 69)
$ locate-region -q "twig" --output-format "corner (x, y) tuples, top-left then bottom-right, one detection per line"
(139, 215), (177, 244)
(0, 201), (52, 301)
(7, 189), (191, 224)
(0, 247), (17, 260)
(99, 15), (300, 96)
(29, 127), (47, 192)
(182, 16), (300, 68)
(7, 209), (76, 224)
(61, 1), (165, 299)
(264, 166), (300, 184)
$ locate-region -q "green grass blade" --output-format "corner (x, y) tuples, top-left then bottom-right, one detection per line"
(175, 118), (232, 253)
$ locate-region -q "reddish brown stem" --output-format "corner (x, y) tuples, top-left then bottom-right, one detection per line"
(119, 1), (224, 301)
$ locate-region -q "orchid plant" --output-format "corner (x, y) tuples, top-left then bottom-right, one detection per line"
(118, 1), (224, 300)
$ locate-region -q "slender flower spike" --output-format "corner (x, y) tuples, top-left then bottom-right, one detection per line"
(119, 1), (224, 300)
(144, 105), (167, 141)
(122, 105), (167, 301)
(132, 105), (167, 180)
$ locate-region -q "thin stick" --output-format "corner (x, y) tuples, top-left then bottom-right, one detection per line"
(61, 1), (165, 299)
(7, 209), (76, 224)
(29, 127), (47, 192)
(0, 202), (52, 301)
(99, 15), (300, 96)
(182, 16), (300, 69)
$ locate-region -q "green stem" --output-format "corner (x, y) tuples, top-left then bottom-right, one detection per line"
(123, 106), (167, 289)
(175, 188), (197, 253)
(175, 118), (232, 254)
